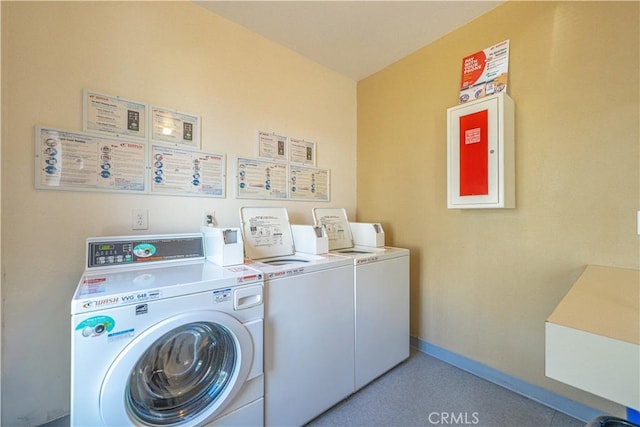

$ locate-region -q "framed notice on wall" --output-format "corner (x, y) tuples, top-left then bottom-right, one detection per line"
(289, 165), (330, 201)
(83, 89), (148, 140)
(35, 126), (147, 194)
(150, 145), (225, 197)
(256, 131), (288, 162)
(150, 106), (201, 148)
(289, 137), (316, 166)
(236, 157), (288, 200)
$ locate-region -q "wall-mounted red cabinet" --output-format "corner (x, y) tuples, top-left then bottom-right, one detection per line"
(447, 92), (515, 209)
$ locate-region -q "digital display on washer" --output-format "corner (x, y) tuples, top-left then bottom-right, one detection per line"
(87, 236), (204, 268)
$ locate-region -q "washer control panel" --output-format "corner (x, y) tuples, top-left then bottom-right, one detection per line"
(86, 234), (205, 269)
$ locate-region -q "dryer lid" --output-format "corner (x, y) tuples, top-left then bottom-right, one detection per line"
(240, 207), (295, 259)
(312, 207), (353, 250)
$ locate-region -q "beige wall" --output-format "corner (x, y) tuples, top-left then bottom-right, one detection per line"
(0, 2), (3, 422)
(357, 1), (638, 416)
(3, 1), (639, 424)
(1, 2), (356, 425)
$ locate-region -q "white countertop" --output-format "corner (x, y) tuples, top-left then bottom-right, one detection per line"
(547, 265), (639, 345)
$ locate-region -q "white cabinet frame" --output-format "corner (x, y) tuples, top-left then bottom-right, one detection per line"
(447, 93), (515, 209)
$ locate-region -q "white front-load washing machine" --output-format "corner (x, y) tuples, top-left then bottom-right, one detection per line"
(71, 234), (264, 427)
(312, 208), (411, 390)
(238, 207), (354, 427)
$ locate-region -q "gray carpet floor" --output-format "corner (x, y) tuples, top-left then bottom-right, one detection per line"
(306, 349), (586, 427)
(42, 349), (587, 427)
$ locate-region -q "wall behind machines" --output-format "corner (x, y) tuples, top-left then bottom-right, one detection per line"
(357, 1), (638, 418)
(1, 2), (356, 425)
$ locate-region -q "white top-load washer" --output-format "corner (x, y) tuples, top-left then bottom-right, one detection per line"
(71, 233), (265, 427)
(312, 208), (410, 390)
(239, 207), (354, 427)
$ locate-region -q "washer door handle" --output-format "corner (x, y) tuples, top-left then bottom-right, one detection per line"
(235, 285), (263, 310)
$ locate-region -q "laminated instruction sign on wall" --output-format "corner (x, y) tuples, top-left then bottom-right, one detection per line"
(289, 137), (316, 166)
(83, 89), (148, 140)
(459, 40), (509, 104)
(236, 157), (288, 200)
(150, 106), (201, 148)
(35, 126), (146, 193)
(151, 145), (225, 197)
(289, 165), (330, 201)
(257, 131), (288, 162)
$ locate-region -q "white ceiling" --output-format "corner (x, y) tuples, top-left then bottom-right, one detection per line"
(196, 1), (503, 81)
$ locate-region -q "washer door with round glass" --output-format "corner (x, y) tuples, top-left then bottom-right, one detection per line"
(100, 310), (254, 426)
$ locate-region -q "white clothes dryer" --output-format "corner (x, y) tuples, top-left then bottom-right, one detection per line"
(70, 234), (264, 427)
(239, 207), (355, 427)
(313, 208), (411, 390)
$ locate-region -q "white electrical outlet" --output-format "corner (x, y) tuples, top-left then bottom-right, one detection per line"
(132, 209), (149, 230)
(203, 210), (216, 227)
(637, 210), (640, 236)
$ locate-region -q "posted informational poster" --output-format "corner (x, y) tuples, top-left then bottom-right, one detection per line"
(151, 145), (225, 197)
(150, 106), (200, 148)
(257, 131), (288, 162)
(35, 126), (146, 193)
(289, 137), (316, 166)
(289, 165), (330, 201)
(459, 40), (509, 104)
(83, 89), (148, 140)
(236, 157), (288, 200)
